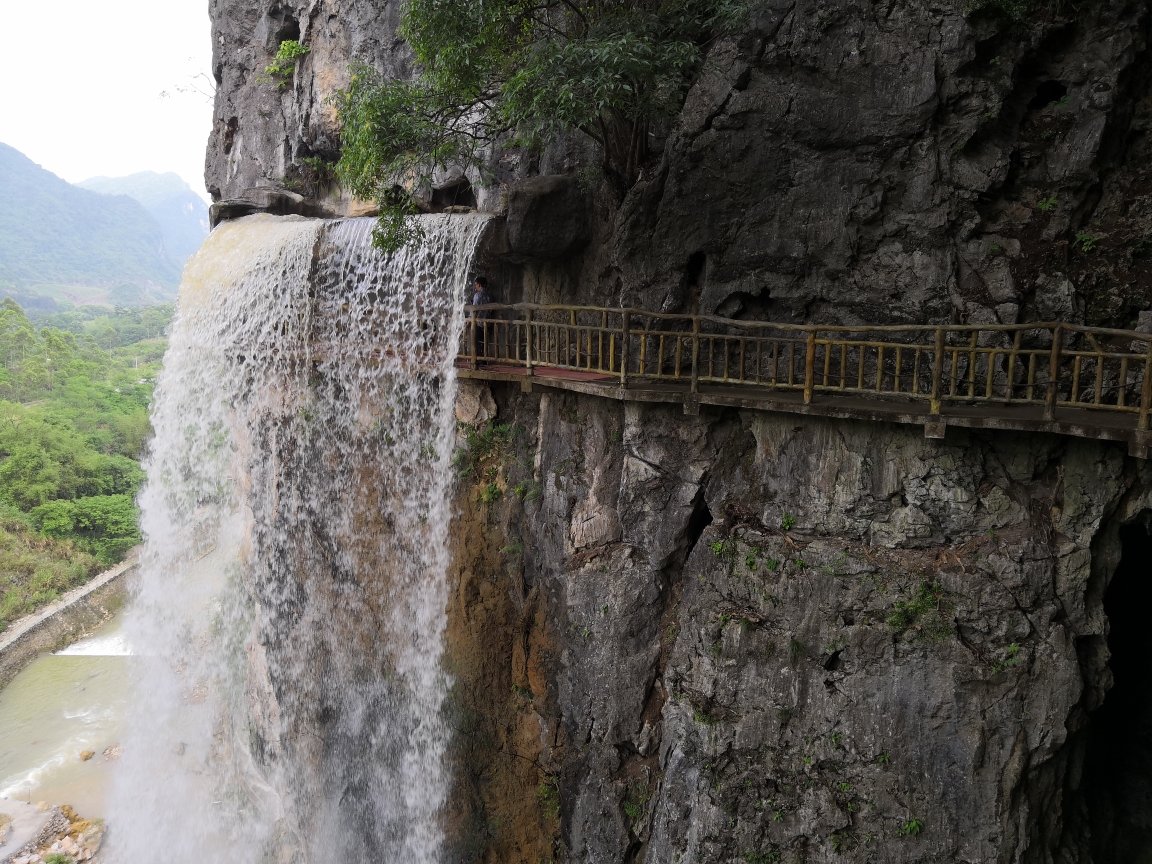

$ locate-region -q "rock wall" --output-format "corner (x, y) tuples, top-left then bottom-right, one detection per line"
(208, 0), (1152, 328)
(446, 381), (1152, 863)
(207, 0), (393, 201)
(614, 0), (1152, 328)
(206, 0), (1152, 861)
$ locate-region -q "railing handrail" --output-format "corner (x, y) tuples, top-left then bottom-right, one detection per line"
(458, 302), (1152, 450)
(463, 303), (1152, 342)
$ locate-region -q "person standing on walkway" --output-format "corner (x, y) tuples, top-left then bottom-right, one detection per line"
(471, 276), (492, 360)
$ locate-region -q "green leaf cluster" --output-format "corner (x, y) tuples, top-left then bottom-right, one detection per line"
(453, 420), (516, 476)
(263, 40), (311, 86)
(335, 0), (745, 249)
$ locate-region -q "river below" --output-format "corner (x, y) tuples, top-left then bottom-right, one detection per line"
(0, 614), (130, 818)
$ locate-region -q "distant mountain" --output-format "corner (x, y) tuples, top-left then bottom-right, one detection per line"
(79, 172), (209, 264)
(0, 144), (182, 306)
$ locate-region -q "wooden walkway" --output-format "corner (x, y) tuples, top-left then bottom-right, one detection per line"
(457, 304), (1152, 457)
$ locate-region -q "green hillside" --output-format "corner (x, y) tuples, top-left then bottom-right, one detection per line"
(0, 143), (182, 301)
(79, 172), (209, 264)
(0, 298), (171, 632)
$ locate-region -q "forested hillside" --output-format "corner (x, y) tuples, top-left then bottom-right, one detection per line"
(0, 144), (181, 305)
(0, 298), (171, 632)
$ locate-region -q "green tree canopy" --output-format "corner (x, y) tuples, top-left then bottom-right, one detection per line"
(335, 0), (744, 248)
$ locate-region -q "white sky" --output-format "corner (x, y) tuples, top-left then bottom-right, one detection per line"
(0, 0), (214, 201)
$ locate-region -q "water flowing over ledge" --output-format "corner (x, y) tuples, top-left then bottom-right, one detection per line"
(107, 213), (491, 864)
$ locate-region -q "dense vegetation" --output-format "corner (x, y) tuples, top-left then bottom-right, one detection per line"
(0, 299), (171, 632)
(333, 0), (743, 248)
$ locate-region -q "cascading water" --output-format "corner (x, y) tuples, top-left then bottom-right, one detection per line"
(107, 212), (490, 863)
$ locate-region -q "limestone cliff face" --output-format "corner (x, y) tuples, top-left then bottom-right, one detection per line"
(206, 0), (406, 203)
(614, 1), (1152, 329)
(208, 0), (1152, 329)
(447, 382), (1152, 863)
(208, 0), (1152, 861)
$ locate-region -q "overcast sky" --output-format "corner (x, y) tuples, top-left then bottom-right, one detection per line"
(0, 0), (214, 200)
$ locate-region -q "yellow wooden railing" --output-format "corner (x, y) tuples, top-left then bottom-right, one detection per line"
(461, 304), (1152, 430)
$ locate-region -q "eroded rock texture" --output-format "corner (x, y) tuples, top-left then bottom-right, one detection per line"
(445, 383), (1152, 863)
(207, 0), (406, 203)
(614, 1), (1152, 328)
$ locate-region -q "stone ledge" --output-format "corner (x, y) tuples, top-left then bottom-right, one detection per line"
(209, 188), (380, 228)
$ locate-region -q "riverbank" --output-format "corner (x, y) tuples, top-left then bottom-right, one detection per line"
(0, 799), (105, 863)
(0, 554), (136, 691)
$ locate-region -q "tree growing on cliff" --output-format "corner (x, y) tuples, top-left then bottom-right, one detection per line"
(335, 0), (744, 249)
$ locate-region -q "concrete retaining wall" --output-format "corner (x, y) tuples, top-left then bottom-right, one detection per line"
(0, 555), (137, 690)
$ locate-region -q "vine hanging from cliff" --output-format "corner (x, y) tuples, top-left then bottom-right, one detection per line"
(335, 0), (744, 250)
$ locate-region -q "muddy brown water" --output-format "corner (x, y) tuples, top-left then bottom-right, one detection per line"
(0, 614), (129, 818)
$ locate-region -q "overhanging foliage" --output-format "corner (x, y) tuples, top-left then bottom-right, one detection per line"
(335, 0), (745, 249)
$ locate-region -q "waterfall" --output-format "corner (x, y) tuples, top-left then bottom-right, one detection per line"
(107, 212), (490, 863)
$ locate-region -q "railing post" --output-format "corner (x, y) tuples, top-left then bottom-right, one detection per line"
(1045, 325), (1062, 421)
(469, 309), (478, 370)
(930, 328), (945, 415)
(524, 306), (534, 377)
(690, 317), (700, 394)
(570, 308), (578, 368)
(620, 311), (631, 388)
(1140, 338), (1152, 431)
(803, 330), (816, 404)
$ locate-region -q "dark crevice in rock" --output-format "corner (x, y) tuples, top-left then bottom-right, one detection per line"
(1029, 80), (1068, 112)
(822, 649), (843, 672)
(668, 487), (713, 581)
(430, 178), (478, 211)
(680, 251), (707, 314)
(1074, 520), (1152, 862)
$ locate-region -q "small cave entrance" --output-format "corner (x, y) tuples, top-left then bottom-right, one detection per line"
(1028, 80), (1068, 111)
(676, 251), (706, 313)
(1077, 521), (1152, 862)
(276, 17), (301, 44)
(431, 178), (477, 211)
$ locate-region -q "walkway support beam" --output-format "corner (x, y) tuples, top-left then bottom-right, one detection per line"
(1046, 326), (1063, 421)
(469, 311), (478, 370)
(1141, 339), (1152, 431)
(620, 312), (630, 388)
(691, 317), (700, 395)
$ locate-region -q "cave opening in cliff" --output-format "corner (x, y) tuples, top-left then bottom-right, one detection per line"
(431, 178), (477, 210)
(1078, 520), (1152, 862)
(1029, 80), (1068, 111)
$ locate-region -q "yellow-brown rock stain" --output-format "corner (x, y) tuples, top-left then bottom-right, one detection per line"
(443, 473), (562, 863)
